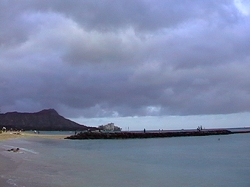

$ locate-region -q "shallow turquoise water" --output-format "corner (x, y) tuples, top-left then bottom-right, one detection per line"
(1, 133), (250, 187)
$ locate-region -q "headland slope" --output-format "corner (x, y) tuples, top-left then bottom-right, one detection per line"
(0, 109), (93, 131)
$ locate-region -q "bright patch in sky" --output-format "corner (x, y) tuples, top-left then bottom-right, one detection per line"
(71, 112), (250, 131)
(234, 0), (250, 15)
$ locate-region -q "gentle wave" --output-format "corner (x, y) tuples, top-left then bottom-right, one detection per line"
(2, 145), (39, 155)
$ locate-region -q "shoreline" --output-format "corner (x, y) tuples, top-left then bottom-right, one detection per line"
(0, 131), (71, 186)
(0, 131), (70, 141)
(1, 127), (250, 141)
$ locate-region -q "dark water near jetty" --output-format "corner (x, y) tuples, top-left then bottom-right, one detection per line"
(1, 133), (250, 187)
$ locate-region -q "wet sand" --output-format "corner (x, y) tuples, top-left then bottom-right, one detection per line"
(0, 146), (18, 187)
(0, 132), (70, 186)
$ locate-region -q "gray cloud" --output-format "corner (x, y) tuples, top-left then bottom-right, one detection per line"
(0, 0), (250, 118)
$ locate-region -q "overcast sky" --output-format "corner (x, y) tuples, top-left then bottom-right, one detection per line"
(1, 0), (250, 129)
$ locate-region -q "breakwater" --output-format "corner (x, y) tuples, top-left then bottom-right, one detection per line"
(65, 129), (232, 140)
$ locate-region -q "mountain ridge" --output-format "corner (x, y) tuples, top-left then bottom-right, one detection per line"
(0, 109), (93, 131)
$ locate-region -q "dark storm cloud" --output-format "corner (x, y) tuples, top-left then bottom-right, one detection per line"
(0, 0), (250, 118)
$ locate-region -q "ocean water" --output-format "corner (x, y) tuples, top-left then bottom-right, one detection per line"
(1, 133), (250, 187)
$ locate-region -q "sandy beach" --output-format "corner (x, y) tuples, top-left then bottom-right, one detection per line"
(0, 131), (69, 141)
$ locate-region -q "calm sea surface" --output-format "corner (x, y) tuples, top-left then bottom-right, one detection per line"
(1, 133), (250, 187)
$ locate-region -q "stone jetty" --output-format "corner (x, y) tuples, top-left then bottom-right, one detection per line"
(65, 129), (232, 140)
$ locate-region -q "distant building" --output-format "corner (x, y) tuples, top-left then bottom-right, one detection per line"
(98, 123), (122, 132)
